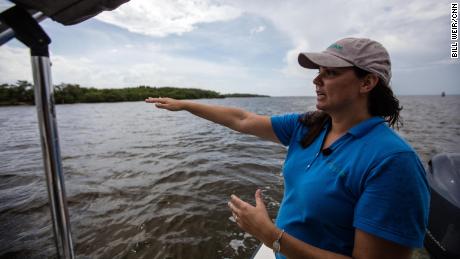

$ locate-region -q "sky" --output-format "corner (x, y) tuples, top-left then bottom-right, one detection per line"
(0, 0), (458, 96)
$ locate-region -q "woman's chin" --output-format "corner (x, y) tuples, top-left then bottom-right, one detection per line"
(316, 102), (327, 111)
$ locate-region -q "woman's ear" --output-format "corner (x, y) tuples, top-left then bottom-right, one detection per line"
(360, 74), (379, 93)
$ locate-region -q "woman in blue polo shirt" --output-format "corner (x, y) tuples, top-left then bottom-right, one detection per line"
(145, 37), (430, 259)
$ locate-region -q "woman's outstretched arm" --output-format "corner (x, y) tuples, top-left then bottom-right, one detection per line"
(145, 97), (280, 143)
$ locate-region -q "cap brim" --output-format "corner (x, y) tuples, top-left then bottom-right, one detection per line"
(298, 52), (353, 69)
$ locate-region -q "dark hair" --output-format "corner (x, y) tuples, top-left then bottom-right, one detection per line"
(299, 67), (402, 148)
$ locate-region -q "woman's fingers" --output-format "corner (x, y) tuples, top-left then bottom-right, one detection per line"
(155, 103), (166, 109)
(145, 97), (167, 103)
(145, 97), (183, 111)
(228, 200), (241, 215)
(228, 201), (241, 223)
(229, 194), (251, 215)
(144, 97), (154, 103)
(228, 194), (250, 223)
(230, 194), (247, 208)
(228, 191), (275, 242)
(255, 189), (266, 209)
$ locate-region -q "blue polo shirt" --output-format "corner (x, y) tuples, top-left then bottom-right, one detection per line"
(271, 113), (430, 257)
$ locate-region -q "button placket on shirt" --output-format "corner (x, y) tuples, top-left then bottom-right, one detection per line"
(306, 152), (320, 170)
(306, 124), (329, 171)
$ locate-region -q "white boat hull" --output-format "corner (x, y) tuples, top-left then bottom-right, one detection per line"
(252, 244), (276, 259)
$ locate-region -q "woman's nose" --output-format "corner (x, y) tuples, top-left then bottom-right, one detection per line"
(313, 74), (322, 86)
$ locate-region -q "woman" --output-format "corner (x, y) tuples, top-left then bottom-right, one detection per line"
(145, 37), (430, 259)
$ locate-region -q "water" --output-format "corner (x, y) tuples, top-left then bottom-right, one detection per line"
(0, 96), (459, 258)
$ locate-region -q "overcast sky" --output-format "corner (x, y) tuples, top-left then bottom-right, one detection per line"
(0, 0), (458, 96)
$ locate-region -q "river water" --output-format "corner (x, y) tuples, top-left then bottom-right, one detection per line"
(0, 96), (459, 259)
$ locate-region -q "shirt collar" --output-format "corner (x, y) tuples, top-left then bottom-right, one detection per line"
(347, 117), (385, 138)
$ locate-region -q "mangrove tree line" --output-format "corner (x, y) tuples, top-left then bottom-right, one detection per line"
(0, 81), (229, 105)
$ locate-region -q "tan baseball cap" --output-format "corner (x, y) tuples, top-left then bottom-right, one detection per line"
(298, 37), (391, 85)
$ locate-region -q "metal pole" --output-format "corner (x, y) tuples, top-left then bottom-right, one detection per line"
(32, 56), (75, 259)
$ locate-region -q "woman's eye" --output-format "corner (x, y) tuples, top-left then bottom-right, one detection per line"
(317, 69), (339, 78)
(319, 70), (336, 77)
(325, 70), (336, 76)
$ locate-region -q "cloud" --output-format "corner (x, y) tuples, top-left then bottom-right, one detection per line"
(96, 0), (242, 37)
(217, 0), (454, 93)
(250, 25), (265, 35)
(1, 0), (456, 96)
(34, 44), (256, 94)
(224, 0), (448, 57)
(0, 45), (32, 83)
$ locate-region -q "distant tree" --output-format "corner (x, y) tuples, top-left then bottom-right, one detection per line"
(0, 82), (252, 106)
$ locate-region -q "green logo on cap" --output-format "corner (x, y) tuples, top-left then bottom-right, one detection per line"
(328, 43), (343, 50)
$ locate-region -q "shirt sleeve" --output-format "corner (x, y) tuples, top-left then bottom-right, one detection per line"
(270, 113), (301, 146)
(353, 152), (430, 248)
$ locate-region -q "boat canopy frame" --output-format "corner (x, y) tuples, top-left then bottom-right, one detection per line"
(0, 1), (129, 258)
(0, 6), (75, 259)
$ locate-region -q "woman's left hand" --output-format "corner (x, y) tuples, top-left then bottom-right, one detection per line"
(228, 189), (279, 245)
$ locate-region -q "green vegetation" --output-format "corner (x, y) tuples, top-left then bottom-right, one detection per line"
(1, 81), (267, 105)
(51, 84), (224, 104)
(0, 81), (35, 105)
